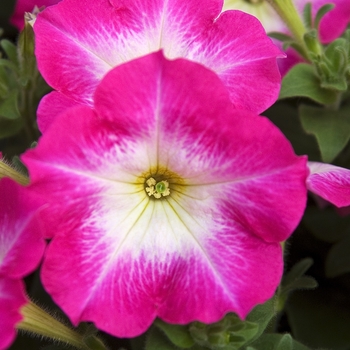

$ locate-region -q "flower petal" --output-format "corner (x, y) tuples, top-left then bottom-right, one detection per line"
(33, 0), (282, 129)
(37, 91), (82, 133)
(23, 52), (307, 337)
(41, 212), (283, 336)
(307, 162), (350, 208)
(0, 178), (45, 279)
(0, 278), (27, 350)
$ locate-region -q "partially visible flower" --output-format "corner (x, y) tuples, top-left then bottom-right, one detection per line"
(0, 178), (45, 350)
(224, 0), (350, 43)
(223, 0), (350, 74)
(23, 52), (308, 337)
(10, 0), (60, 30)
(33, 0), (283, 132)
(307, 162), (350, 208)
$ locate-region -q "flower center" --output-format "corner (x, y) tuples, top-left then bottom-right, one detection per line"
(145, 177), (170, 199)
(140, 166), (185, 200)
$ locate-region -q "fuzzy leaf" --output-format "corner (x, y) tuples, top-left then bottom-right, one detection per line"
(268, 32), (294, 42)
(155, 319), (195, 348)
(303, 3), (312, 30)
(189, 313), (258, 350)
(249, 334), (309, 350)
(0, 90), (20, 119)
(282, 258), (313, 288)
(246, 296), (276, 344)
(145, 327), (182, 350)
(282, 276), (318, 294)
(299, 104), (350, 162)
(326, 233), (350, 277)
(0, 39), (18, 65)
(314, 4), (335, 31)
(280, 63), (338, 104)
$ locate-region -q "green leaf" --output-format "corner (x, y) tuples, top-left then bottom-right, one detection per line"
(249, 334), (309, 350)
(299, 104), (350, 162)
(190, 313), (258, 350)
(326, 233), (350, 277)
(303, 206), (350, 243)
(155, 319), (195, 348)
(83, 334), (107, 350)
(281, 276), (318, 295)
(0, 90), (20, 119)
(246, 296), (276, 344)
(279, 63), (338, 104)
(0, 39), (18, 65)
(302, 3), (312, 30)
(314, 4), (335, 31)
(282, 259), (313, 288)
(0, 58), (18, 73)
(268, 32), (294, 42)
(145, 327), (180, 350)
(278, 259), (317, 312)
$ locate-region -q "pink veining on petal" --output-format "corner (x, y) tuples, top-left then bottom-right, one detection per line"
(0, 178), (45, 279)
(23, 52), (307, 337)
(33, 0), (282, 130)
(307, 162), (350, 208)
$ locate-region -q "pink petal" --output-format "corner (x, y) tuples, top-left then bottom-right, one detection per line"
(42, 227), (283, 336)
(10, 0), (60, 30)
(33, 0), (282, 129)
(307, 162), (350, 208)
(0, 278), (27, 350)
(0, 178), (45, 279)
(37, 91), (82, 133)
(23, 52), (307, 337)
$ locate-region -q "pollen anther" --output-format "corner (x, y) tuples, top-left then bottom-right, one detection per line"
(145, 177), (170, 198)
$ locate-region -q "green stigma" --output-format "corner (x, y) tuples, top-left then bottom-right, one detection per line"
(156, 181), (167, 193)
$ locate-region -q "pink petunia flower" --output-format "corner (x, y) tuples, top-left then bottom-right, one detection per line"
(0, 178), (46, 350)
(33, 0), (283, 133)
(307, 162), (350, 208)
(223, 0), (350, 75)
(22, 52), (308, 337)
(10, 0), (61, 30)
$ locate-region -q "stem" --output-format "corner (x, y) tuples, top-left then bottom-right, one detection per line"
(0, 160), (29, 185)
(326, 91), (343, 111)
(18, 301), (91, 350)
(266, 0), (309, 59)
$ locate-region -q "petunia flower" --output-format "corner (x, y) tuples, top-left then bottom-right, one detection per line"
(0, 178), (46, 350)
(10, 0), (61, 30)
(223, 0), (350, 75)
(33, 0), (283, 133)
(306, 162), (350, 208)
(22, 52), (308, 337)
